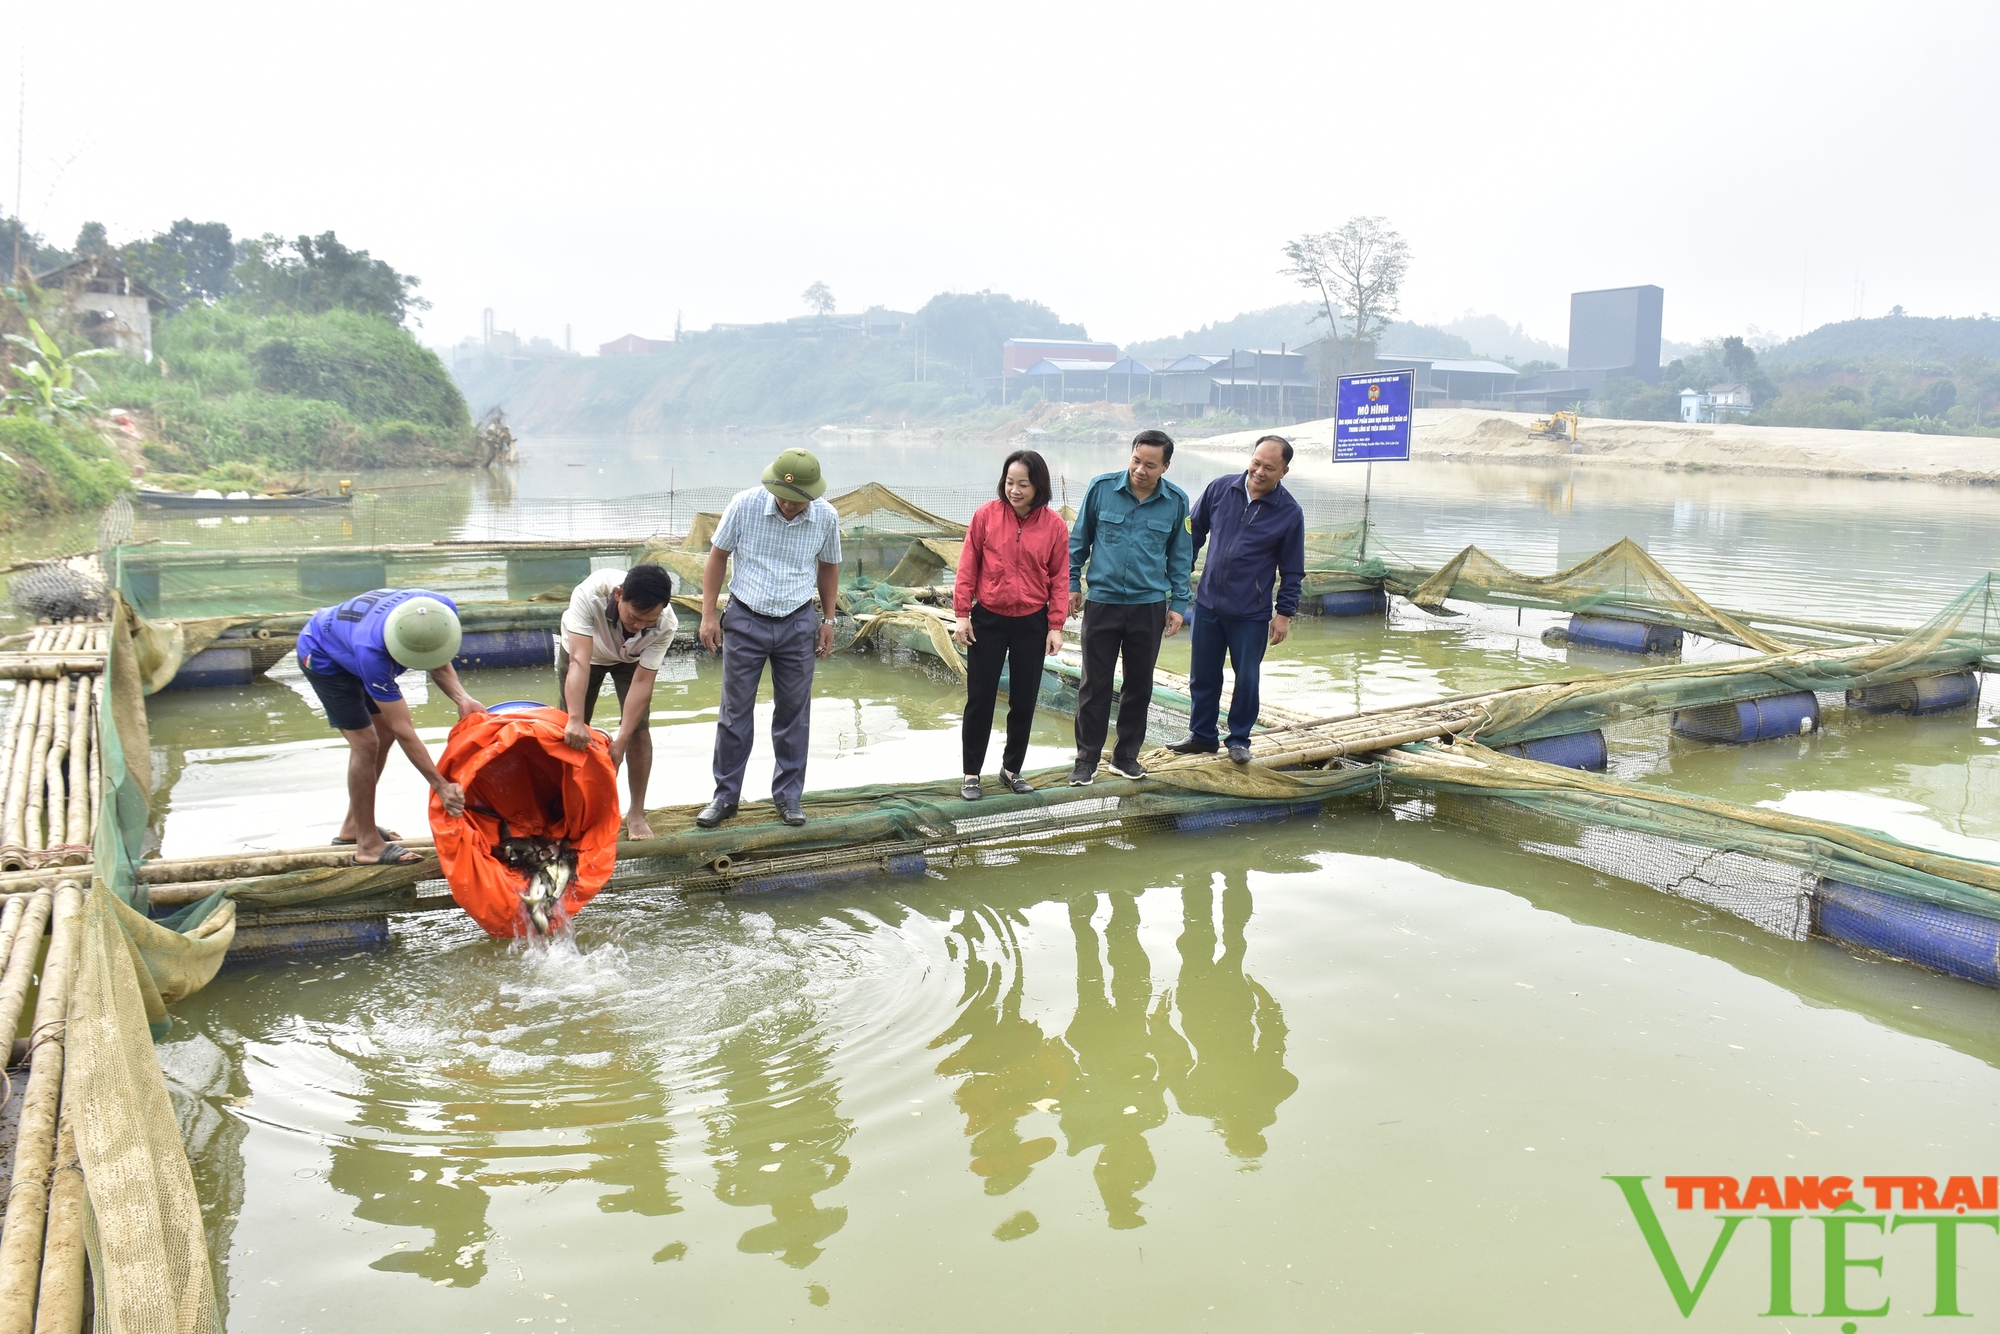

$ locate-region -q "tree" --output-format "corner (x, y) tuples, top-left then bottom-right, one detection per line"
(916, 290), (1089, 381)
(1281, 217), (1411, 375)
(235, 231), (428, 325)
(802, 281), (836, 319)
(122, 220), (239, 310)
(72, 222), (109, 257)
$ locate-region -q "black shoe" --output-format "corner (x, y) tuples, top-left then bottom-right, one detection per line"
(999, 770), (1035, 795)
(1166, 735), (1218, 755)
(1105, 757), (1147, 781)
(695, 798), (737, 829)
(1227, 743), (1253, 765)
(960, 776), (984, 802)
(777, 798), (807, 827)
(1067, 759), (1097, 787)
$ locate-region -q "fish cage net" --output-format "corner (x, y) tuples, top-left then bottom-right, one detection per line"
(1421, 790), (1819, 940)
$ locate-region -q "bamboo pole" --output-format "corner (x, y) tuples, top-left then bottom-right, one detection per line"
(0, 661), (109, 683)
(31, 1111), (85, 1334)
(41, 681), (69, 854)
(0, 897), (25, 989)
(86, 678), (102, 852)
(0, 682), (40, 852)
(0, 880), (81, 1332)
(0, 886), (54, 1052)
(0, 836), (442, 895)
(62, 687), (89, 850)
(19, 687), (53, 852)
(0, 692), (21, 836)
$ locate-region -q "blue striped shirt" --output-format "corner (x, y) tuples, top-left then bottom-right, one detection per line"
(710, 487), (843, 616)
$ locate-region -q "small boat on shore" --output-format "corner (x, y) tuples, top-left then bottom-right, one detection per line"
(135, 487), (353, 512)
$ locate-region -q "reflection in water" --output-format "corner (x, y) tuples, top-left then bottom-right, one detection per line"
(1160, 874), (1299, 1159)
(933, 876), (1298, 1229)
(931, 906), (1067, 1194)
(1060, 891), (1169, 1230)
(701, 1001), (853, 1268)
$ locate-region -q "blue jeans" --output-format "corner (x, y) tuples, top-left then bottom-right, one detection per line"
(1187, 604), (1268, 747)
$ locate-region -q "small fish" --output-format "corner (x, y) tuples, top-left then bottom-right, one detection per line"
(495, 832), (578, 936)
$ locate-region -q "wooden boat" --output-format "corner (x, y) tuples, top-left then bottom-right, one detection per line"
(135, 487), (353, 512)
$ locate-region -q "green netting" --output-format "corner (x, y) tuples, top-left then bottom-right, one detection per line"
(607, 763), (1381, 891)
(1409, 538), (1795, 650)
(1466, 574), (2000, 744)
(1383, 741), (2000, 925)
(62, 593), (228, 1331)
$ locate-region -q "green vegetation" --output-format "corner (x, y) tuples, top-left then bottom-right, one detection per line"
(92, 303), (472, 472)
(1591, 324), (2000, 437)
(0, 416), (125, 524)
(3, 318), (119, 424)
(2, 214), (472, 493)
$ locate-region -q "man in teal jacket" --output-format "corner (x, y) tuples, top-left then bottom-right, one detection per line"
(1066, 429), (1193, 784)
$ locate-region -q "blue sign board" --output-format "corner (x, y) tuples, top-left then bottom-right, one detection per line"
(1334, 370), (1414, 462)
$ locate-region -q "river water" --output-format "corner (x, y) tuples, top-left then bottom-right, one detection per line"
(12, 436), (2000, 1328)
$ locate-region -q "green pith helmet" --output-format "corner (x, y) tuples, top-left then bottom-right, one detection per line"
(761, 447), (826, 502)
(382, 595), (462, 670)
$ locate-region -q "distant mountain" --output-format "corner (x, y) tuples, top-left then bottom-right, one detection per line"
(1126, 301), (1477, 361)
(1762, 314), (2000, 368)
(1434, 313), (1566, 366)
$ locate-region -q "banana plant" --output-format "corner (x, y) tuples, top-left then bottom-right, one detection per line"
(2, 318), (120, 424)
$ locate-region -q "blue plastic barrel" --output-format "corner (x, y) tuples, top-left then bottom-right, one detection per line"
(1173, 800), (1323, 832)
(453, 630), (555, 671)
(1567, 615), (1683, 655)
(1493, 729), (1608, 771)
(1815, 879), (2000, 986)
(163, 645), (255, 690)
(1671, 692), (1819, 743)
(1847, 670), (1981, 716)
(1319, 589), (1388, 617)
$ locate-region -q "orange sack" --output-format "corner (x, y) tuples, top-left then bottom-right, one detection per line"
(428, 705), (622, 937)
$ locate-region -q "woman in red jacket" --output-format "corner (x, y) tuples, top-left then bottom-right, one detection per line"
(953, 449), (1069, 800)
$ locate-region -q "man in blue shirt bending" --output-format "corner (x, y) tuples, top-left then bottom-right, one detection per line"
(296, 589), (486, 865)
(1169, 434), (1305, 764)
(1066, 429), (1193, 785)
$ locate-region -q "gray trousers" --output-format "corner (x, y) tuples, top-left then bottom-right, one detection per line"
(711, 601), (817, 806)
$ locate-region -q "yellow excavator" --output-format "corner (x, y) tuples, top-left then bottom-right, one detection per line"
(1528, 409), (1580, 443)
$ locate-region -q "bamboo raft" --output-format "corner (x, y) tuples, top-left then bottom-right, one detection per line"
(0, 625), (106, 873)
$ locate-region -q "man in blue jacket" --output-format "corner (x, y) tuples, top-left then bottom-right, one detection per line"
(1170, 434), (1305, 764)
(1067, 429), (1194, 784)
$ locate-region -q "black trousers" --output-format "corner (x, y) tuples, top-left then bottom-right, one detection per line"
(962, 604), (1049, 775)
(1074, 599), (1166, 768)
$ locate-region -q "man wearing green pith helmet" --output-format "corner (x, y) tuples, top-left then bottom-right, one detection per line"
(296, 589), (486, 865)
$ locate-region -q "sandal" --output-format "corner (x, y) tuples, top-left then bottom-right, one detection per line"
(332, 825), (401, 846)
(960, 776), (984, 802)
(352, 841), (423, 867)
(999, 770), (1035, 795)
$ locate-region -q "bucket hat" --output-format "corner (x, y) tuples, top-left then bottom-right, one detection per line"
(761, 448), (826, 502)
(383, 595), (463, 670)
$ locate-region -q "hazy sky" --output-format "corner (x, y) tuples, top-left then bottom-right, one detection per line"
(16, 1), (1999, 353)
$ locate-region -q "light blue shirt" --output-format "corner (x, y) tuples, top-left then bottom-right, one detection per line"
(711, 487), (843, 616)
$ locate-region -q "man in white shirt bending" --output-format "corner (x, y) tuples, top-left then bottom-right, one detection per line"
(558, 563), (678, 838)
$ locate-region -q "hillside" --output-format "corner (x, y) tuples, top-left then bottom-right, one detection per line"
(95, 304), (475, 473)
(453, 335), (984, 436)
(1763, 314), (2000, 368)
(1125, 303), (1487, 362)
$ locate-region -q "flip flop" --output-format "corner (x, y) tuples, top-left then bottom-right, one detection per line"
(332, 826), (401, 846)
(352, 841), (422, 867)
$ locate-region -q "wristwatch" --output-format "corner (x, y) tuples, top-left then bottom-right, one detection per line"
(820, 617), (838, 626)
